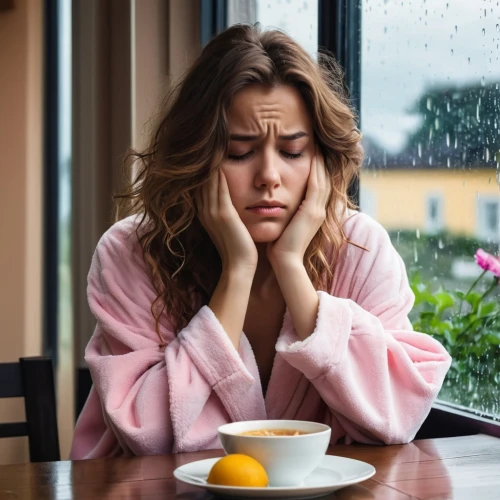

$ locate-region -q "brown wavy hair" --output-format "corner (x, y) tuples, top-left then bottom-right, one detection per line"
(116, 24), (364, 343)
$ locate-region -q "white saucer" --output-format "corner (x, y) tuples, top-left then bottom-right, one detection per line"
(173, 454), (376, 499)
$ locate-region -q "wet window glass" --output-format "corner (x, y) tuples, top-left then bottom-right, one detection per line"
(228, 0), (318, 55)
(361, 0), (500, 417)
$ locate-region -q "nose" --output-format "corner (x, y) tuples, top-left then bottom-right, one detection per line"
(254, 150), (281, 190)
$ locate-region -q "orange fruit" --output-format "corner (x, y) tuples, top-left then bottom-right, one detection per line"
(207, 454), (269, 487)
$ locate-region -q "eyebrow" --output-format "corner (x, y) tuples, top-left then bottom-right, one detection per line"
(229, 131), (309, 141)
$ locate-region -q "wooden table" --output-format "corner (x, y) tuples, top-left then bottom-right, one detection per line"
(0, 434), (499, 499)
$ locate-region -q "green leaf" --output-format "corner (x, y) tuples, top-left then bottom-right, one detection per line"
(485, 334), (500, 345)
(410, 272), (422, 287)
(434, 290), (455, 316)
(465, 292), (482, 312)
(444, 329), (459, 346)
(478, 301), (500, 318)
(412, 286), (439, 307)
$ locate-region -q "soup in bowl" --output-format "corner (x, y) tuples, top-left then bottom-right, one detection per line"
(239, 429), (308, 436)
(218, 420), (331, 487)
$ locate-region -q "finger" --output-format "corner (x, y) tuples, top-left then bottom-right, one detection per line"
(306, 150), (319, 198)
(218, 169), (232, 209)
(316, 149), (330, 203)
(196, 173), (209, 215)
(315, 147), (322, 186)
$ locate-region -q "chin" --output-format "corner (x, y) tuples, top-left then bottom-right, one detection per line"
(247, 224), (284, 243)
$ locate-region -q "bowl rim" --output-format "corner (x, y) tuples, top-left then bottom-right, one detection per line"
(217, 419), (331, 438)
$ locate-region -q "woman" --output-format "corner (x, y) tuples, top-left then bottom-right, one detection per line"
(70, 24), (451, 459)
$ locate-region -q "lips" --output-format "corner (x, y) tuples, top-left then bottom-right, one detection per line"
(247, 201), (286, 209)
(246, 202), (285, 216)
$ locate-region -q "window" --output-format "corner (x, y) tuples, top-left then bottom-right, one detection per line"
(224, 0), (500, 425)
(425, 194), (444, 234)
(477, 197), (500, 242)
(228, 0), (318, 55)
(44, 0), (73, 376)
(361, 0), (500, 419)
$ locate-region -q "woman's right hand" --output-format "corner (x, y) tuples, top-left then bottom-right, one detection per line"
(197, 168), (258, 275)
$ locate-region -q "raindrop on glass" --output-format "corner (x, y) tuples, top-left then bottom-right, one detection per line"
(416, 229), (420, 239)
(438, 238), (444, 249)
(482, 28), (486, 36)
(418, 143), (422, 157)
(446, 133), (450, 147)
(455, 25), (458, 33)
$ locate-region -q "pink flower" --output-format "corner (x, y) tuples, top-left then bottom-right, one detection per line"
(475, 249), (500, 278)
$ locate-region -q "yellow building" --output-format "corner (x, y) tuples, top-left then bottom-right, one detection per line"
(360, 168), (500, 242)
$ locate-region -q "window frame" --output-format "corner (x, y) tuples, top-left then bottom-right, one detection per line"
(200, 0), (228, 46)
(43, 0), (60, 368)
(319, 0), (361, 205)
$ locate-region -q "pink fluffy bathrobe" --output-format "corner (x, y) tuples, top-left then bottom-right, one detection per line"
(70, 211), (451, 459)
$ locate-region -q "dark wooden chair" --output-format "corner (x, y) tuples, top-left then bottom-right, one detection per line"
(0, 356), (60, 462)
(75, 366), (92, 421)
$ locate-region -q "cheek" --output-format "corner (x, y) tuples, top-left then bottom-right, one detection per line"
(220, 166), (247, 206)
(288, 161), (310, 200)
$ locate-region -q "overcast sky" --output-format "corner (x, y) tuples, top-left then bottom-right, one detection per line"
(256, 0), (500, 153)
(361, 0), (500, 152)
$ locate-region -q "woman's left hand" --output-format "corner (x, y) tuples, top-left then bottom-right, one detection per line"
(267, 148), (331, 270)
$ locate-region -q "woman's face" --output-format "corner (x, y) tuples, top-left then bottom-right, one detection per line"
(222, 84), (315, 243)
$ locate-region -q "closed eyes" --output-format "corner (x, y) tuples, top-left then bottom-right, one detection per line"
(228, 151), (304, 162)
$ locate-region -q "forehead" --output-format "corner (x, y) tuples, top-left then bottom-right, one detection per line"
(227, 84), (312, 131)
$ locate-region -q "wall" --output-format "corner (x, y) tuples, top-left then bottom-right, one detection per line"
(0, 0), (43, 464)
(132, 0), (200, 150)
(360, 168), (499, 236)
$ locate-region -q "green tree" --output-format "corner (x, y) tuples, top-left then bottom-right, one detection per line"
(403, 82), (500, 169)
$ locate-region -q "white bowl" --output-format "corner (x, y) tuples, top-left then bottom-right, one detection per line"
(217, 420), (331, 487)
